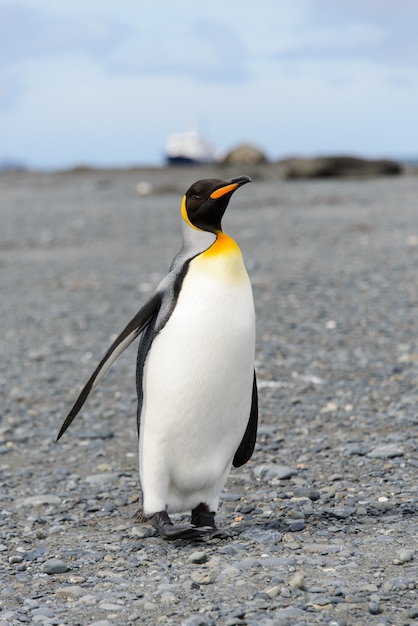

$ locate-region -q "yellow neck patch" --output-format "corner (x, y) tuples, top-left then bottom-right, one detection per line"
(195, 232), (248, 285)
(201, 231), (240, 258)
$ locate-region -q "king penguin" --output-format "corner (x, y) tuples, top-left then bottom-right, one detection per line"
(57, 176), (258, 540)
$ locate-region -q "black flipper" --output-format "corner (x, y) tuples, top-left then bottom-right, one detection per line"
(232, 371), (258, 468)
(56, 292), (161, 441)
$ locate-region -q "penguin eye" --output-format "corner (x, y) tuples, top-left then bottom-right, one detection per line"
(192, 193), (203, 200)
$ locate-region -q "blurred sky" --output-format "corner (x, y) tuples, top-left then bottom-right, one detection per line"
(1, 0), (417, 169)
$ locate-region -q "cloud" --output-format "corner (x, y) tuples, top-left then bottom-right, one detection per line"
(108, 18), (250, 82)
(0, 3), (251, 116)
(0, 3), (128, 67)
(275, 0), (418, 69)
(0, 72), (22, 109)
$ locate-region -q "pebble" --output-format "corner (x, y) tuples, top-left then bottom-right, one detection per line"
(188, 551), (209, 564)
(84, 472), (120, 484)
(367, 444), (404, 458)
(264, 585), (281, 598)
(368, 601), (382, 615)
(393, 549), (414, 564)
(286, 519), (306, 531)
(293, 487), (321, 500)
(181, 617), (216, 626)
(190, 571), (214, 585)
(253, 464), (297, 480)
(225, 618), (245, 626)
(289, 572), (305, 590)
(98, 603), (125, 610)
(41, 559), (69, 574)
(274, 607), (306, 619)
(343, 443), (368, 456)
(22, 494), (61, 506)
(55, 585), (84, 598)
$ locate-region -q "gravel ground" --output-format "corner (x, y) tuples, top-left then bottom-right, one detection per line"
(0, 166), (417, 626)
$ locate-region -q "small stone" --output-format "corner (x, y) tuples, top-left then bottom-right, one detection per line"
(130, 525), (156, 538)
(384, 576), (411, 591)
(220, 492), (241, 501)
(9, 555), (24, 563)
(181, 617), (216, 626)
(55, 585), (84, 598)
(23, 599), (40, 609)
(99, 603), (125, 611)
(274, 607), (306, 619)
(293, 487), (321, 500)
(253, 464), (297, 480)
(368, 444), (404, 459)
(323, 506), (355, 519)
(32, 609), (55, 618)
(374, 500), (394, 512)
(393, 549), (414, 564)
(362, 584), (379, 593)
(188, 551), (208, 564)
(84, 472), (119, 484)
(162, 591), (177, 603)
(289, 572), (305, 590)
(343, 443), (368, 456)
(264, 585), (281, 598)
(253, 591), (272, 601)
(22, 494), (61, 506)
(78, 429), (114, 439)
(368, 602), (381, 615)
(225, 618), (245, 626)
(308, 586), (327, 593)
(219, 566), (240, 579)
(41, 558), (69, 574)
(190, 571), (214, 585)
(287, 519), (306, 532)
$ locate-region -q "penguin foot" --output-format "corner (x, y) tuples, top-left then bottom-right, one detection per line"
(201, 527), (230, 540)
(149, 511), (204, 541)
(191, 503), (230, 540)
(131, 508), (148, 524)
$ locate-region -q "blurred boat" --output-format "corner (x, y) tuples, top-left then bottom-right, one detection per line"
(165, 131), (216, 165)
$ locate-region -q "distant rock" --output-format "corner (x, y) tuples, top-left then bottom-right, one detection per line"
(0, 159), (26, 172)
(279, 155), (402, 179)
(367, 444), (404, 458)
(221, 144), (268, 166)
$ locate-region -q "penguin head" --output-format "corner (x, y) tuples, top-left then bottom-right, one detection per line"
(182, 176), (251, 233)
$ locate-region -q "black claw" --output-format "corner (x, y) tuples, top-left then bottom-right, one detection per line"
(199, 526), (230, 540)
(161, 525), (205, 541)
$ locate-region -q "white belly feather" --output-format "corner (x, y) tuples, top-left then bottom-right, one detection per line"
(139, 248), (255, 515)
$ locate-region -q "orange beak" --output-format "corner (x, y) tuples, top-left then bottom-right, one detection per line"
(209, 182), (239, 200)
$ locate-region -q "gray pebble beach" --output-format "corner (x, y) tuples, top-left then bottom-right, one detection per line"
(1, 166), (417, 625)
